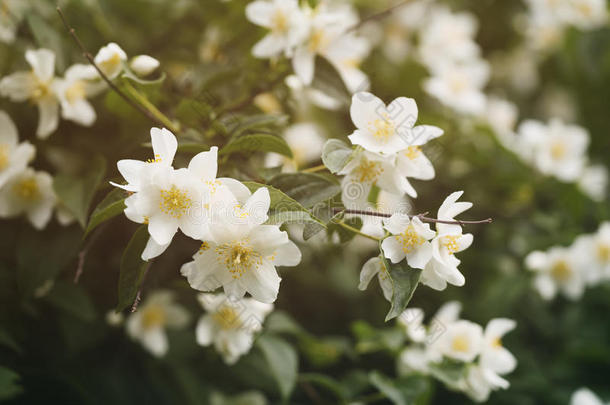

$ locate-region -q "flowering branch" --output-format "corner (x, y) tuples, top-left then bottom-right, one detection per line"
(56, 6), (167, 129)
(334, 208), (493, 226)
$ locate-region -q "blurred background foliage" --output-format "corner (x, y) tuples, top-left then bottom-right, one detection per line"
(0, 0), (609, 404)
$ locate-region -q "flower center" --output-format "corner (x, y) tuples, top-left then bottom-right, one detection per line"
(65, 80), (86, 104)
(99, 52), (122, 75)
(597, 243), (610, 263)
(271, 10), (288, 34)
(354, 158), (383, 183)
(451, 335), (469, 352)
(159, 185), (192, 218)
(31, 75), (52, 101)
(213, 306), (242, 330)
(141, 305), (166, 330)
(443, 235), (460, 255)
(577, 3), (592, 17)
(369, 116), (395, 143)
(550, 260), (571, 282)
(308, 29), (328, 52)
(491, 337), (503, 349)
(550, 141), (566, 160)
(0, 144), (9, 170)
(404, 146), (421, 160)
(216, 241), (262, 279)
(147, 153), (162, 163)
(397, 225), (425, 254)
(13, 177), (39, 201)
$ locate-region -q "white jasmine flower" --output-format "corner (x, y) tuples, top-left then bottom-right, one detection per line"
(561, 0), (608, 29)
(54, 64), (105, 127)
(106, 310), (124, 327)
(0, 167), (56, 229)
(397, 307), (427, 343)
(358, 256), (392, 302)
(525, 12), (564, 51)
(423, 60), (490, 116)
(129, 55), (160, 77)
(485, 97), (519, 141)
(570, 388), (607, 405)
(126, 290), (190, 357)
(394, 126), (443, 183)
(0, 111), (35, 188)
(324, 32), (371, 93)
(382, 0), (433, 64)
(397, 346), (432, 375)
(0, 0), (28, 44)
(421, 192), (474, 290)
(285, 74), (343, 111)
(196, 293), (273, 365)
(265, 122), (326, 171)
(381, 214), (435, 269)
(0, 49), (60, 138)
(578, 165), (608, 202)
(246, 0), (308, 58)
(180, 187), (302, 303)
(437, 320), (483, 362)
(525, 246), (585, 300)
(480, 318), (517, 377)
(516, 119), (589, 182)
(348, 92), (442, 155)
(94, 42), (127, 79)
(572, 224), (610, 285)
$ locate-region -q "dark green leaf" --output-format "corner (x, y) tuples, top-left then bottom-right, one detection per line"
(53, 155), (107, 228)
(116, 225), (150, 312)
(229, 114), (289, 136)
(327, 216), (363, 243)
(379, 245), (422, 322)
(302, 221), (326, 240)
(268, 173), (340, 208)
(44, 281), (97, 322)
(84, 188), (127, 238)
(310, 56), (351, 107)
(322, 139), (353, 174)
(299, 373), (347, 402)
(0, 367), (22, 401)
(220, 134), (293, 158)
(369, 371), (431, 405)
(257, 335), (298, 401)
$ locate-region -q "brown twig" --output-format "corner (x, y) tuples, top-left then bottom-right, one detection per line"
(335, 208), (492, 226)
(348, 0), (413, 32)
(56, 6), (164, 127)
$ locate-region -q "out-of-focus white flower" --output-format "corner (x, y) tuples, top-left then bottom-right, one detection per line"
(437, 320), (483, 362)
(0, 0), (29, 44)
(129, 55), (160, 77)
(265, 122), (325, 171)
(94, 42), (127, 79)
(382, 0), (433, 63)
(196, 293), (273, 365)
(106, 310), (124, 327)
(246, 0), (308, 58)
(397, 307), (427, 343)
(54, 64), (105, 127)
(397, 346), (431, 374)
(285, 74), (343, 111)
(0, 49), (60, 138)
(348, 92), (443, 155)
(491, 47), (540, 95)
(358, 256), (392, 302)
(570, 388), (607, 405)
(526, 246), (585, 300)
(515, 119), (589, 182)
(578, 164), (608, 202)
(524, 12), (565, 51)
(0, 111), (35, 188)
(126, 290), (190, 357)
(485, 97), (518, 144)
(381, 214), (435, 269)
(421, 192), (474, 291)
(181, 187), (301, 303)
(572, 224), (610, 285)
(559, 0), (607, 29)
(423, 60), (490, 116)
(0, 167), (56, 229)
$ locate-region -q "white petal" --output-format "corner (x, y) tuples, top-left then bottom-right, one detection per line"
(245, 1), (274, 27)
(379, 272), (394, 302)
(406, 241), (432, 270)
(141, 327), (168, 357)
(358, 257), (381, 290)
(0, 110), (18, 145)
(293, 47), (315, 85)
(130, 55), (160, 76)
(534, 275), (557, 300)
(36, 97), (59, 139)
(150, 127), (177, 165)
(243, 187), (270, 226)
(148, 214), (178, 245)
(383, 213), (410, 235)
(350, 92), (386, 130)
(0, 72), (36, 101)
(387, 97), (418, 129)
(25, 49), (55, 82)
(381, 236), (406, 264)
(405, 125), (444, 146)
(188, 146), (218, 181)
(195, 315), (216, 346)
(61, 98), (96, 126)
(217, 178), (251, 203)
(252, 35), (285, 58)
(141, 237), (170, 261)
(242, 260), (281, 303)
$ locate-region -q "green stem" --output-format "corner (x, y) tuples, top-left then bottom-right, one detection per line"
(301, 164), (327, 173)
(337, 221), (380, 242)
(122, 80), (181, 133)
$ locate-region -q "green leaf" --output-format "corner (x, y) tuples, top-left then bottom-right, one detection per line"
(84, 188), (127, 238)
(242, 182), (325, 228)
(116, 225), (150, 312)
(0, 367), (22, 401)
(322, 139), (353, 174)
(122, 69), (167, 87)
(311, 56), (351, 107)
(268, 173), (341, 208)
(299, 373), (347, 402)
(369, 371), (431, 405)
(257, 335), (298, 401)
(302, 221), (326, 240)
(428, 360), (468, 390)
(379, 244), (422, 322)
(229, 114), (289, 136)
(327, 216), (363, 243)
(44, 281), (97, 322)
(0, 330), (21, 354)
(26, 14), (65, 71)
(220, 134), (293, 158)
(210, 391), (267, 405)
(53, 155), (107, 228)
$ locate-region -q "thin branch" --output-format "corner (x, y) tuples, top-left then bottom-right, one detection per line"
(130, 262), (152, 313)
(348, 0), (413, 32)
(301, 164), (327, 173)
(337, 220), (380, 242)
(56, 6), (165, 127)
(335, 208), (492, 226)
(122, 79), (181, 133)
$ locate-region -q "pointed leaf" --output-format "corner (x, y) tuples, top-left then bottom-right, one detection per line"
(220, 134), (293, 158)
(257, 335), (298, 401)
(84, 188), (127, 238)
(116, 225), (150, 312)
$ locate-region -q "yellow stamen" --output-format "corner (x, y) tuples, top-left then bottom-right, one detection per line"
(0, 144), (9, 170)
(354, 159), (383, 183)
(65, 80), (86, 104)
(491, 337), (502, 349)
(13, 178), (39, 201)
(397, 225), (425, 254)
(597, 243), (610, 263)
(452, 335), (469, 352)
(368, 115), (395, 143)
(141, 305), (166, 329)
(550, 141), (566, 160)
(271, 10), (288, 34)
(550, 260), (571, 282)
(146, 154), (162, 163)
(404, 146), (421, 160)
(213, 306), (242, 330)
(215, 241), (262, 279)
(99, 53), (122, 76)
(158, 185), (192, 218)
(443, 235), (460, 255)
(308, 29), (328, 52)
